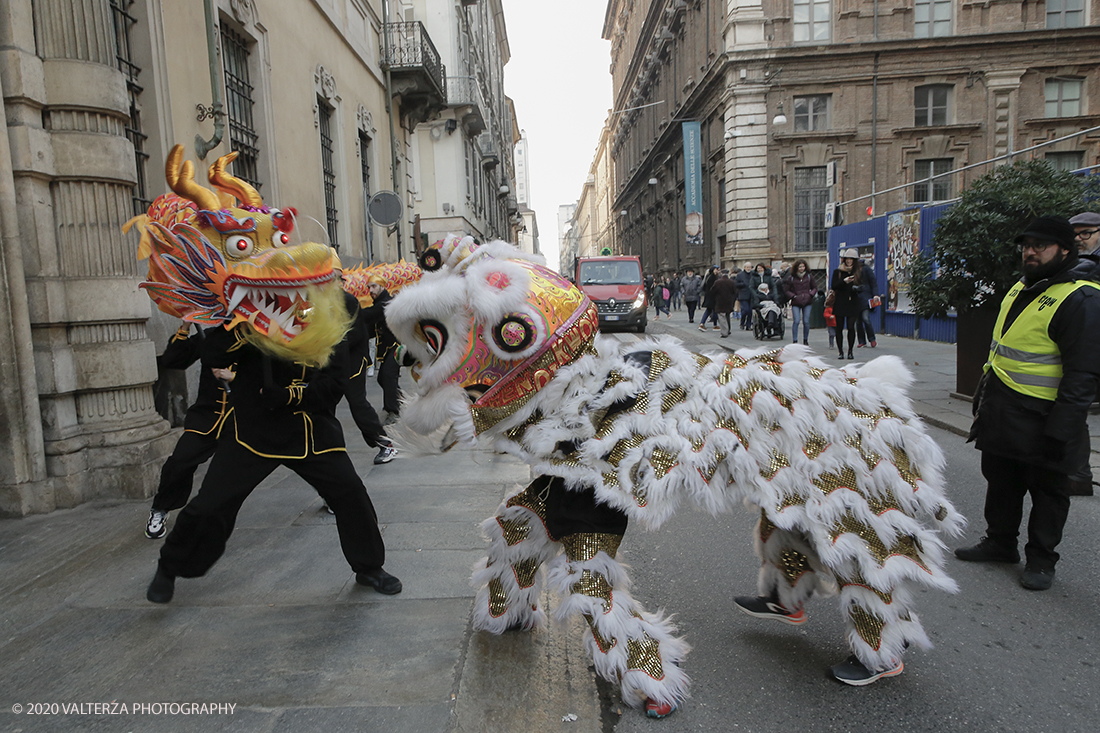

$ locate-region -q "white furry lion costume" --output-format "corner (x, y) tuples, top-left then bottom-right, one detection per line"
(386, 235), (964, 712)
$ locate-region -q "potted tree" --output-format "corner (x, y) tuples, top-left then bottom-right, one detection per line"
(909, 160), (1097, 396)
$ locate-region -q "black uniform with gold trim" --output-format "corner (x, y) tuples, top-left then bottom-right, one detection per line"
(150, 325), (230, 512)
(156, 325), (387, 580)
(337, 291), (389, 447)
(363, 287), (402, 417)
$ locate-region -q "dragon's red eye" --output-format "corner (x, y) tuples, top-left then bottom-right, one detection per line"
(226, 235), (255, 258)
(276, 232), (290, 246)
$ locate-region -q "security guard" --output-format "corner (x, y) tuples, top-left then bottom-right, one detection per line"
(956, 216), (1100, 590)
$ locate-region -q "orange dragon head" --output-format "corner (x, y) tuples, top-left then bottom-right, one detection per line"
(129, 145), (350, 366)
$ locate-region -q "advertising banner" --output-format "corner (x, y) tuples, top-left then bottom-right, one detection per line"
(682, 121), (703, 248)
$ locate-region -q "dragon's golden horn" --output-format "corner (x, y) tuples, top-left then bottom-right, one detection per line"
(209, 151), (262, 207)
(165, 144), (220, 211)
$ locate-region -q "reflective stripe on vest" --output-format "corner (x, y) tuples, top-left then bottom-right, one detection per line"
(985, 278), (1100, 400)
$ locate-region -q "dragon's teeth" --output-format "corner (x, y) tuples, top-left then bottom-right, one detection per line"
(228, 286), (248, 313)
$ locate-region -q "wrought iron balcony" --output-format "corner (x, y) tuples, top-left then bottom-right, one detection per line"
(383, 21), (447, 126)
(447, 76), (487, 135)
(477, 132), (499, 169)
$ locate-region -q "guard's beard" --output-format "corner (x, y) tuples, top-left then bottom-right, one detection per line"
(1022, 249), (1069, 284)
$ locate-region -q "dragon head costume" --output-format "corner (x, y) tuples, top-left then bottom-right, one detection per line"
(128, 144), (350, 366)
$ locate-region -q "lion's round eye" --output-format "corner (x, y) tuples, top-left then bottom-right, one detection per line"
(226, 235), (255, 258)
(273, 231), (291, 246)
(417, 319), (448, 356)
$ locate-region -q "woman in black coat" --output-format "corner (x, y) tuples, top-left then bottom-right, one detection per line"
(697, 266), (720, 330)
(829, 249), (863, 359)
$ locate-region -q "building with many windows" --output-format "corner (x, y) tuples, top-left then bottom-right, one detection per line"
(601, 0), (1100, 276)
(411, 0), (525, 248)
(0, 0), (522, 515)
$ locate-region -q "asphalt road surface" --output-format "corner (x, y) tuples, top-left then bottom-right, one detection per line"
(604, 420), (1098, 733)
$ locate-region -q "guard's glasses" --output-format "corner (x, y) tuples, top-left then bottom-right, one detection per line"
(1016, 240), (1058, 253)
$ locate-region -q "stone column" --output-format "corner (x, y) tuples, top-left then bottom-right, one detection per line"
(986, 70), (1025, 162)
(0, 5), (48, 505)
(2, 0), (172, 514)
(725, 81), (772, 264)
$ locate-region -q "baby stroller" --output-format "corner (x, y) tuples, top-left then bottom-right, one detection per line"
(752, 283), (785, 340)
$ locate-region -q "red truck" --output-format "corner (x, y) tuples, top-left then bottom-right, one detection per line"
(574, 255), (647, 333)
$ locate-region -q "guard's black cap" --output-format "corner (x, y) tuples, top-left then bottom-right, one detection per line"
(1014, 216), (1077, 253)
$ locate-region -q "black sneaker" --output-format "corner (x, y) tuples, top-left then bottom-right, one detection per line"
(830, 655), (903, 686)
(374, 443), (397, 464)
(954, 537), (1020, 563)
(146, 565), (176, 604)
(145, 509), (168, 539)
(734, 594), (807, 625)
(356, 568), (402, 595)
(1020, 566), (1055, 591)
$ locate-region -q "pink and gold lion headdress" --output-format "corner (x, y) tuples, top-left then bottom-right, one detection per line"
(384, 234), (598, 441)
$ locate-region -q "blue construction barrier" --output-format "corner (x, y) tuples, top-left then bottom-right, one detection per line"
(828, 202), (956, 343)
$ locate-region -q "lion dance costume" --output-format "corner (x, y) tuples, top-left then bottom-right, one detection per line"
(384, 235), (965, 716)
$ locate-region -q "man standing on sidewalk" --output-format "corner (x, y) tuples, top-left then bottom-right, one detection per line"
(681, 269), (702, 323)
(735, 262), (754, 330)
(956, 216), (1100, 590)
(711, 269), (738, 337)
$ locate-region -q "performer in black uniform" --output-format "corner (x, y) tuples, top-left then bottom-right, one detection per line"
(363, 278), (402, 424)
(145, 324), (232, 539)
(338, 291), (398, 465)
(146, 325), (401, 603)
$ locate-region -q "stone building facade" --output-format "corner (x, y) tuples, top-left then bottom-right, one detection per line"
(602, 0), (1100, 276)
(411, 0), (524, 248)
(567, 120), (617, 269)
(0, 0), (521, 515)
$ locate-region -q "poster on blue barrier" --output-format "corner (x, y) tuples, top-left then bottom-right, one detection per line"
(886, 209), (921, 312)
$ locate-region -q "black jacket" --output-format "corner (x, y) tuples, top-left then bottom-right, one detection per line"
(158, 327), (230, 435)
(854, 266), (878, 311)
(363, 289), (399, 356)
(829, 267), (862, 317)
(734, 269), (753, 301)
(971, 253), (1100, 474)
(201, 326), (346, 458)
(701, 270), (719, 308)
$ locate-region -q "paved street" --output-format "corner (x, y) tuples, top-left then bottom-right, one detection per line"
(1, 310), (1097, 733)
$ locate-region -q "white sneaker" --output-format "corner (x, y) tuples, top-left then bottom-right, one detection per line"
(374, 443), (398, 464)
(145, 509), (168, 539)
(366, 367), (375, 377)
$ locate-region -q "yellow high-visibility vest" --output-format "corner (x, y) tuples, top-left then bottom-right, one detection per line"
(985, 278), (1100, 401)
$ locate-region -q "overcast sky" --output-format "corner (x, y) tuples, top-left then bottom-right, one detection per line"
(500, 1), (612, 267)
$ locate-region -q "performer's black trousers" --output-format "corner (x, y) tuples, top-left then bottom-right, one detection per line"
(981, 452), (1071, 571)
(346, 363), (387, 447)
(377, 351), (401, 415)
(538, 475), (629, 540)
(159, 439), (386, 578)
(151, 430), (218, 512)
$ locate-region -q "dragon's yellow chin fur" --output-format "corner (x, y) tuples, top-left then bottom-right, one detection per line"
(241, 281), (352, 368)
